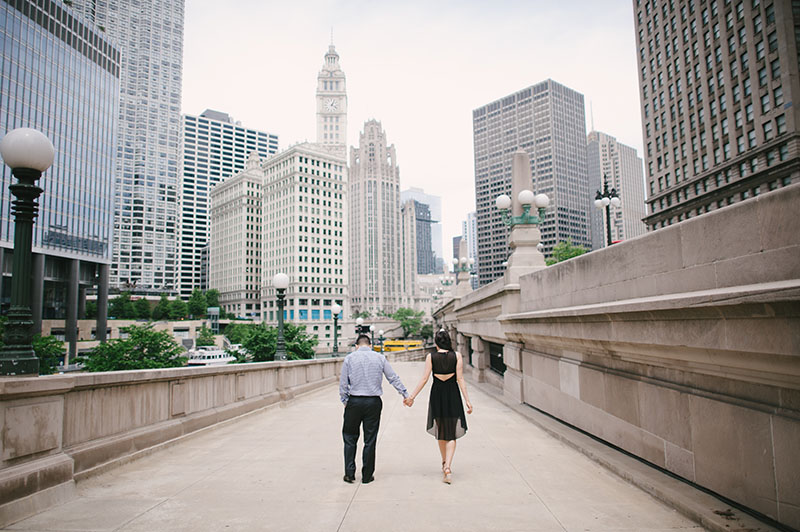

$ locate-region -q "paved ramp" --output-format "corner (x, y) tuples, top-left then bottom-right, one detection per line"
(3, 362), (704, 531)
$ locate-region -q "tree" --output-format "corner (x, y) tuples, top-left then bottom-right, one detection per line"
(187, 288), (207, 318)
(545, 239), (588, 266)
(205, 289), (220, 309)
(134, 297), (151, 320)
(168, 298), (188, 320)
(391, 307), (425, 338)
(33, 335), (65, 375)
(109, 292), (136, 319)
(235, 323), (318, 362)
(152, 294), (170, 321)
(85, 301), (97, 319)
(420, 323), (434, 341)
(81, 324), (187, 372)
(195, 325), (216, 347)
(352, 310), (371, 319)
(223, 322), (253, 344)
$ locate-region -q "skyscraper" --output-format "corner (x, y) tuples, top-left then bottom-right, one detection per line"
(73, 0), (185, 293)
(0, 0), (120, 352)
(587, 131), (647, 249)
(634, 0), (799, 230)
(473, 80), (591, 286)
(349, 120), (404, 314)
(316, 43), (348, 158)
(400, 187), (443, 269)
(209, 153), (264, 319)
(462, 211), (478, 289)
(261, 143), (347, 350)
(179, 110), (278, 298)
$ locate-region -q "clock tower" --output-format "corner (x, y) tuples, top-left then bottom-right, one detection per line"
(316, 43), (347, 157)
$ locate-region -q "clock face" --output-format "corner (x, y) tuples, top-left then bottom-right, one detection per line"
(325, 98), (338, 112)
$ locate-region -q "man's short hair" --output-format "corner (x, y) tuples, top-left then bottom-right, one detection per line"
(356, 334), (371, 346)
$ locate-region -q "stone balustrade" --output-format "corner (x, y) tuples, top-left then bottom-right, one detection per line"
(0, 358), (341, 526)
(436, 183), (800, 530)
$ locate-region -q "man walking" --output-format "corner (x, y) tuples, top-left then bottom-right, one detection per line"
(339, 334), (409, 484)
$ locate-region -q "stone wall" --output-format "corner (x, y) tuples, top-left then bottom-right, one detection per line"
(438, 184), (800, 529)
(0, 358), (341, 527)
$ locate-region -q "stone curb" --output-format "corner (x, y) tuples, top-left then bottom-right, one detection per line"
(472, 379), (784, 532)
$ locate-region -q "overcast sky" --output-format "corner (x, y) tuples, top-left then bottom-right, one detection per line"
(182, 0), (643, 262)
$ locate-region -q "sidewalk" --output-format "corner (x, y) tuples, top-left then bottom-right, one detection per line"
(3, 362), (704, 532)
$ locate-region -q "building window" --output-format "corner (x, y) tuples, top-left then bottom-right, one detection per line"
(776, 114), (786, 135)
(774, 86), (784, 106)
(761, 93), (771, 113)
(771, 59), (781, 79)
(763, 122), (773, 140)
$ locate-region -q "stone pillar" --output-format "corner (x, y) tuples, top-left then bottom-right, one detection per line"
(0, 247), (4, 308)
(96, 263), (109, 342)
(503, 341), (524, 404)
(31, 253), (45, 334)
(471, 336), (487, 383)
(65, 259), (79, 364)
(504, 225), (546, 286)
(78, 285), (86, 319)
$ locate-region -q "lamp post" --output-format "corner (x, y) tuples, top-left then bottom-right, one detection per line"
(369, 324), (375, 345)
(273, 272), (289, 361)
(356, 317), (364, 337)
(331, 303), (342, 356)
(378, 329), (385, 354)
(0, 128), (55, 376)
(594, 176), (621, 247)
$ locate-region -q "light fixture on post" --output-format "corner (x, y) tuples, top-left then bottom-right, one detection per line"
(272, 272), (290, 361)
(494, 148), (549, 284)
(331, 303), (342, 356)
(355, 316), (364, 336)
(378, 329), (385, 354)
(594, 175), (621, 247)
(369, 324), (375, 344)
(0, 128), (55, 376)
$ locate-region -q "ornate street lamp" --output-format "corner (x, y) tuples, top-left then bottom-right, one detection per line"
(378, 329), (385, 354)
(495, 189), (550, 227)
(594, 175), (621, 247)
(331, 302), (342, 356)
(0, 128), (55, 376)
(272, 272), (289, 361)
(355, 316), (364, 336)
(369, 324), (375, 345)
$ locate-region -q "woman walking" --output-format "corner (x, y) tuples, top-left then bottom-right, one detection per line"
(406, 330), (473, 483)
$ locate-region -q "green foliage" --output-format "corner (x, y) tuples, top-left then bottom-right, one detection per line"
(205, 289), (220, 309)
(85, 301), (97, 319)
(195, 325), (216, 347)
(81, 324), (187, 372)
(352, 310), (371, 319)
(420, 323), (434, 340)
(545, 239), (589, 266)
(134, 298), (151, 320)
(109, 292), (137, 319)
(230, 323), (318, 362)
(391, 307), (425, 338)
(168, 298), (188, 320)
(152, 294), (170, 321)
(187, 289), (207, 318)
(33, 335), (65, 375)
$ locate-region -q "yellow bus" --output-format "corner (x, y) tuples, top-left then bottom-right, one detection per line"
(374, 339), (423, 352)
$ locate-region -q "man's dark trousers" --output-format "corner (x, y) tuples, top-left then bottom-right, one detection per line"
(342, 396), (382, 479)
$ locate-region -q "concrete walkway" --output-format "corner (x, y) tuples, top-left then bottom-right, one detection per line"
(4, 362), (705, 532)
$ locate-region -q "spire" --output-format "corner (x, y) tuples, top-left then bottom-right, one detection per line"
(330, 27), (334, 45)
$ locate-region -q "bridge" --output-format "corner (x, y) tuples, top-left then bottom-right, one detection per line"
(0, 184), (798, 531)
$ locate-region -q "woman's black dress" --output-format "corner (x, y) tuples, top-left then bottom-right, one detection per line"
(427, 350), (468, 440)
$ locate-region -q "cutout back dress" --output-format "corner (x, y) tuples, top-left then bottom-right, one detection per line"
(426, 349), (468, 440)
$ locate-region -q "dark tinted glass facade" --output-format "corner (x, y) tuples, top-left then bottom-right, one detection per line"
(1, 0), (119, 261)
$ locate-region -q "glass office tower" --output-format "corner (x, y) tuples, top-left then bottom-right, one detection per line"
(0, 0), (120, 353)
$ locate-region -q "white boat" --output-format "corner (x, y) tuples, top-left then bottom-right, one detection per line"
(186, 346), (236, 366)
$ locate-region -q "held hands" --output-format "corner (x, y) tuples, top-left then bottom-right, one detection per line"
(403, 396), (414, 407)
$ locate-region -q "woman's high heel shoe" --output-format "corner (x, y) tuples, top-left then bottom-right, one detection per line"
(443, 467), (452, 484)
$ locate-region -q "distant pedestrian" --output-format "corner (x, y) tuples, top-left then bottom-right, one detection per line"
(339, 334), (409, 484)
(405, 329), (473, 484)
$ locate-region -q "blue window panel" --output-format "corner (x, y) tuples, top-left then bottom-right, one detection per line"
(299, 309), (308, 320)
(312, 310), (320, 320)
(290, 310), (295, 320)
(323, 310), (331, 320)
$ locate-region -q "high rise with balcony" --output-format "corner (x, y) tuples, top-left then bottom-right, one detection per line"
(0, 0), (120, 351)
(349, 120), (406, 314)
(73, 0), (185, 293)
(473, 80), (591, 286)
(179, 110), (278, 298)
(587, 131), (647, 249)
(634, 0), (800, 230)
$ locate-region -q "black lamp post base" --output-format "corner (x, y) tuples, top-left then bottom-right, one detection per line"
(0, 348), (39, 376)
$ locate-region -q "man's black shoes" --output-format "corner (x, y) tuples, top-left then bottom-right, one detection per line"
(343, 474), (355, 483)
(362, 476), (374, 484)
